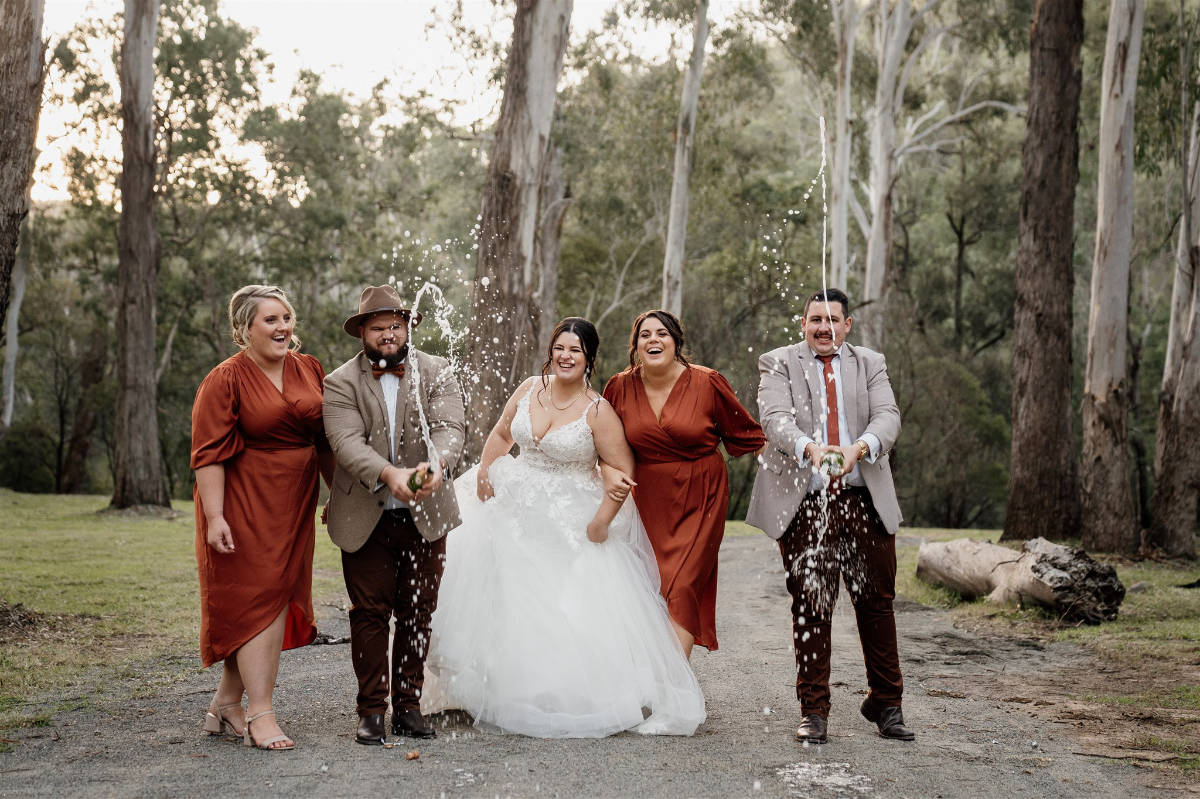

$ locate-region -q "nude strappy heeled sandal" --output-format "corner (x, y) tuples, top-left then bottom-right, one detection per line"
(202, 702), (245, 738)
(243, 709), (294, 751)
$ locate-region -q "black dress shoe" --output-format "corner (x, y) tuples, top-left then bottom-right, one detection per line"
(795, 714), (828, 744)
(391, 708), (436, 739)
(860, 698), (915, 741)
(355, 713), (387, 746)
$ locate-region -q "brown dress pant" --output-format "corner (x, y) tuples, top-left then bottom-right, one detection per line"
(342, 509), (445, 716)
(778, 486), (903, 718)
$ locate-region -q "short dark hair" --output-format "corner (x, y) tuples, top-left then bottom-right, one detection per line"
(804, 288), (851, 319)
(627, 309), (691, 370)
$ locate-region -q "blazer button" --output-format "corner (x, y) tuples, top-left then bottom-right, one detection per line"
(377, 500), (384, 507)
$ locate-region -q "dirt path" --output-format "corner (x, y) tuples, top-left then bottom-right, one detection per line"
(0, 534), (1187, 797)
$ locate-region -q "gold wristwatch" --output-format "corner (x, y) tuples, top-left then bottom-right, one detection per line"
(856, 439), (869, 461)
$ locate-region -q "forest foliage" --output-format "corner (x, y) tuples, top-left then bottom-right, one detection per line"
(1, 0), (1193, 530)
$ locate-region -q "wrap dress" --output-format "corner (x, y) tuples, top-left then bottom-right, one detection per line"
(191, 350), (329, 667)
(604, 365), (765, 650)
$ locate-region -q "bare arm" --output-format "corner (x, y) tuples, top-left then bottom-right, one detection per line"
(476, 378), (535, 501)
(195, 464), (233, 554)
(586, 399), (635, 543)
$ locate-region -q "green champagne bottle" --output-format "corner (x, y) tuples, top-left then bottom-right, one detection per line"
(407, 466), (430, 493)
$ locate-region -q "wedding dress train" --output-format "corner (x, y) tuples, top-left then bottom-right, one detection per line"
(421, 388), (706, 738)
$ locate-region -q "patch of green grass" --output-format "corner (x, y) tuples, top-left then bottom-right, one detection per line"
(895, 527), (1005, 608)
(0, 488), (345, 728)
(0, 740), (14, 753)
(723, 520), (759, 538)
(894, 525), (1200, 715)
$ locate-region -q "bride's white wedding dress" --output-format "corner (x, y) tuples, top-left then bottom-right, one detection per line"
(421, 385), (706, 737)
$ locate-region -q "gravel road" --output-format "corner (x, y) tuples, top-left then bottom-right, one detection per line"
(0, 533), (1164, 798)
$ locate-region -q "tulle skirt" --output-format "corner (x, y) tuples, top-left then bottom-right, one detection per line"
(421, 457), (706, 737)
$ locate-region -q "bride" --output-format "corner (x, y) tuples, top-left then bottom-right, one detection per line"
(421, 317), (705, 737)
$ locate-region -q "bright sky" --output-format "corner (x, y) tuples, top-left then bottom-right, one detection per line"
(36, 0), (749, 202)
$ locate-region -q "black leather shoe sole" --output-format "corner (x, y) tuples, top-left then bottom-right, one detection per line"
(391, 725), (436, 739)
(794, 714), (828, 744)
(356, 713), (387, 746)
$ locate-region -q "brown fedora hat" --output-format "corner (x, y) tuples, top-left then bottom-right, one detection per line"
(342, 284), (423, 337)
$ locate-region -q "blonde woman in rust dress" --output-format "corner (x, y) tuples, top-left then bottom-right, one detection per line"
(191, 285), (333, 750)
(602, 310), (766, 658)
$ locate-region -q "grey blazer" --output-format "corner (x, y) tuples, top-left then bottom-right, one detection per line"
(745, 342), (902, 539)
(323, 349), (465, 552)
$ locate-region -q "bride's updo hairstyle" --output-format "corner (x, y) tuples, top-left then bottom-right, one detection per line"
(626, 309), (691, 370)
(539, 317), (600, 392)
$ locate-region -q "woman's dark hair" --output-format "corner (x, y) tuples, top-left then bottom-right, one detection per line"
(539, 317), (600, 394)
(626, 309), (691, 370)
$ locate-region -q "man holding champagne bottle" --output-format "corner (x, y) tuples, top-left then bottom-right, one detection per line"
(323, 285), (465, 746)
(746, 288), (912, 746)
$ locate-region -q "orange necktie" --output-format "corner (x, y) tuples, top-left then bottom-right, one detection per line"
(817, 353), (840, 446)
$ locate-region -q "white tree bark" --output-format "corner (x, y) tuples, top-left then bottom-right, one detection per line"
(465, 0), (573, 462)
(860, 0), (921, 346)
(1080, 0), (1144, 553)
(661, 0), (710, 316)
(828, 0), (864, 291)
(1163, 101), (1199, 383)
(0, 0), (46, 338)
(1150, 72), (1200, 557)
(2, 241), (26, 430)
(856, 0), (1019, 347)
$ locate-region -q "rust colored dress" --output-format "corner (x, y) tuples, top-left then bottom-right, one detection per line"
(603, 365), (766, 651)
(191, 350), (329, 667)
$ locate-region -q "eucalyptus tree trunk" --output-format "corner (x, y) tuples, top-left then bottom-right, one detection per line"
(1080, 0), (1144, 554)
(1, 241), (27, 435)
(828, 0), (863, 291)
(1149, 57), (1200, 559)
(112, 0), (169, 508)
(465, 0), (572, 463)
(529, 145), (570, 373)
(859, 0), (911, 346)
(661, 0), (709, 316)
(1003, 0), (1084, 543)
(0, 0), (46, 338)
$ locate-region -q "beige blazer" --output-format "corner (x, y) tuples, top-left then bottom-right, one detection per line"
(323, 349), (465, 552)
(745, 342), (902, 539)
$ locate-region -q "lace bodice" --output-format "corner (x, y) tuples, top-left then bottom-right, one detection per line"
(511, 382), (599, 475)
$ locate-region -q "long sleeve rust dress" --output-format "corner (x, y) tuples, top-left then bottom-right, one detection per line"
(603, 365), (766, 650)
(190, 350), (329, 667)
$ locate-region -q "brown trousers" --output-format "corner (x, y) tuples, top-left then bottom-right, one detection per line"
(778, 486), (903, 718)
(342, 509), (445, 716)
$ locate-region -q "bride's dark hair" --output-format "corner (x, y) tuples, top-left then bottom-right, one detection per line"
(539, 317), (600, 396)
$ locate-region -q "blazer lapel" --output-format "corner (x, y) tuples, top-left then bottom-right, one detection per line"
(841, 344), (861, 439)
(795, 344), (824, 439)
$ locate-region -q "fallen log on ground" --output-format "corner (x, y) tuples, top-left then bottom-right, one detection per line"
(915, 537), (1125, 624)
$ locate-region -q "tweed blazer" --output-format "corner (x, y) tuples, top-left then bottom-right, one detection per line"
(323, 348), (465, 552)
(745, 341), (902, 539)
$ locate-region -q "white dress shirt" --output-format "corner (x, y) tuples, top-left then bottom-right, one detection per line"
(379, 366), (408, 510)
(793, 345), (881, 493)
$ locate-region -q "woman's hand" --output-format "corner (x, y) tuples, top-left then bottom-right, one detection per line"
(206, 515), (235, 554)
(477, 468), (495, 502)
(601, 467), (636, 503)
(586, 518), (609, 543)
